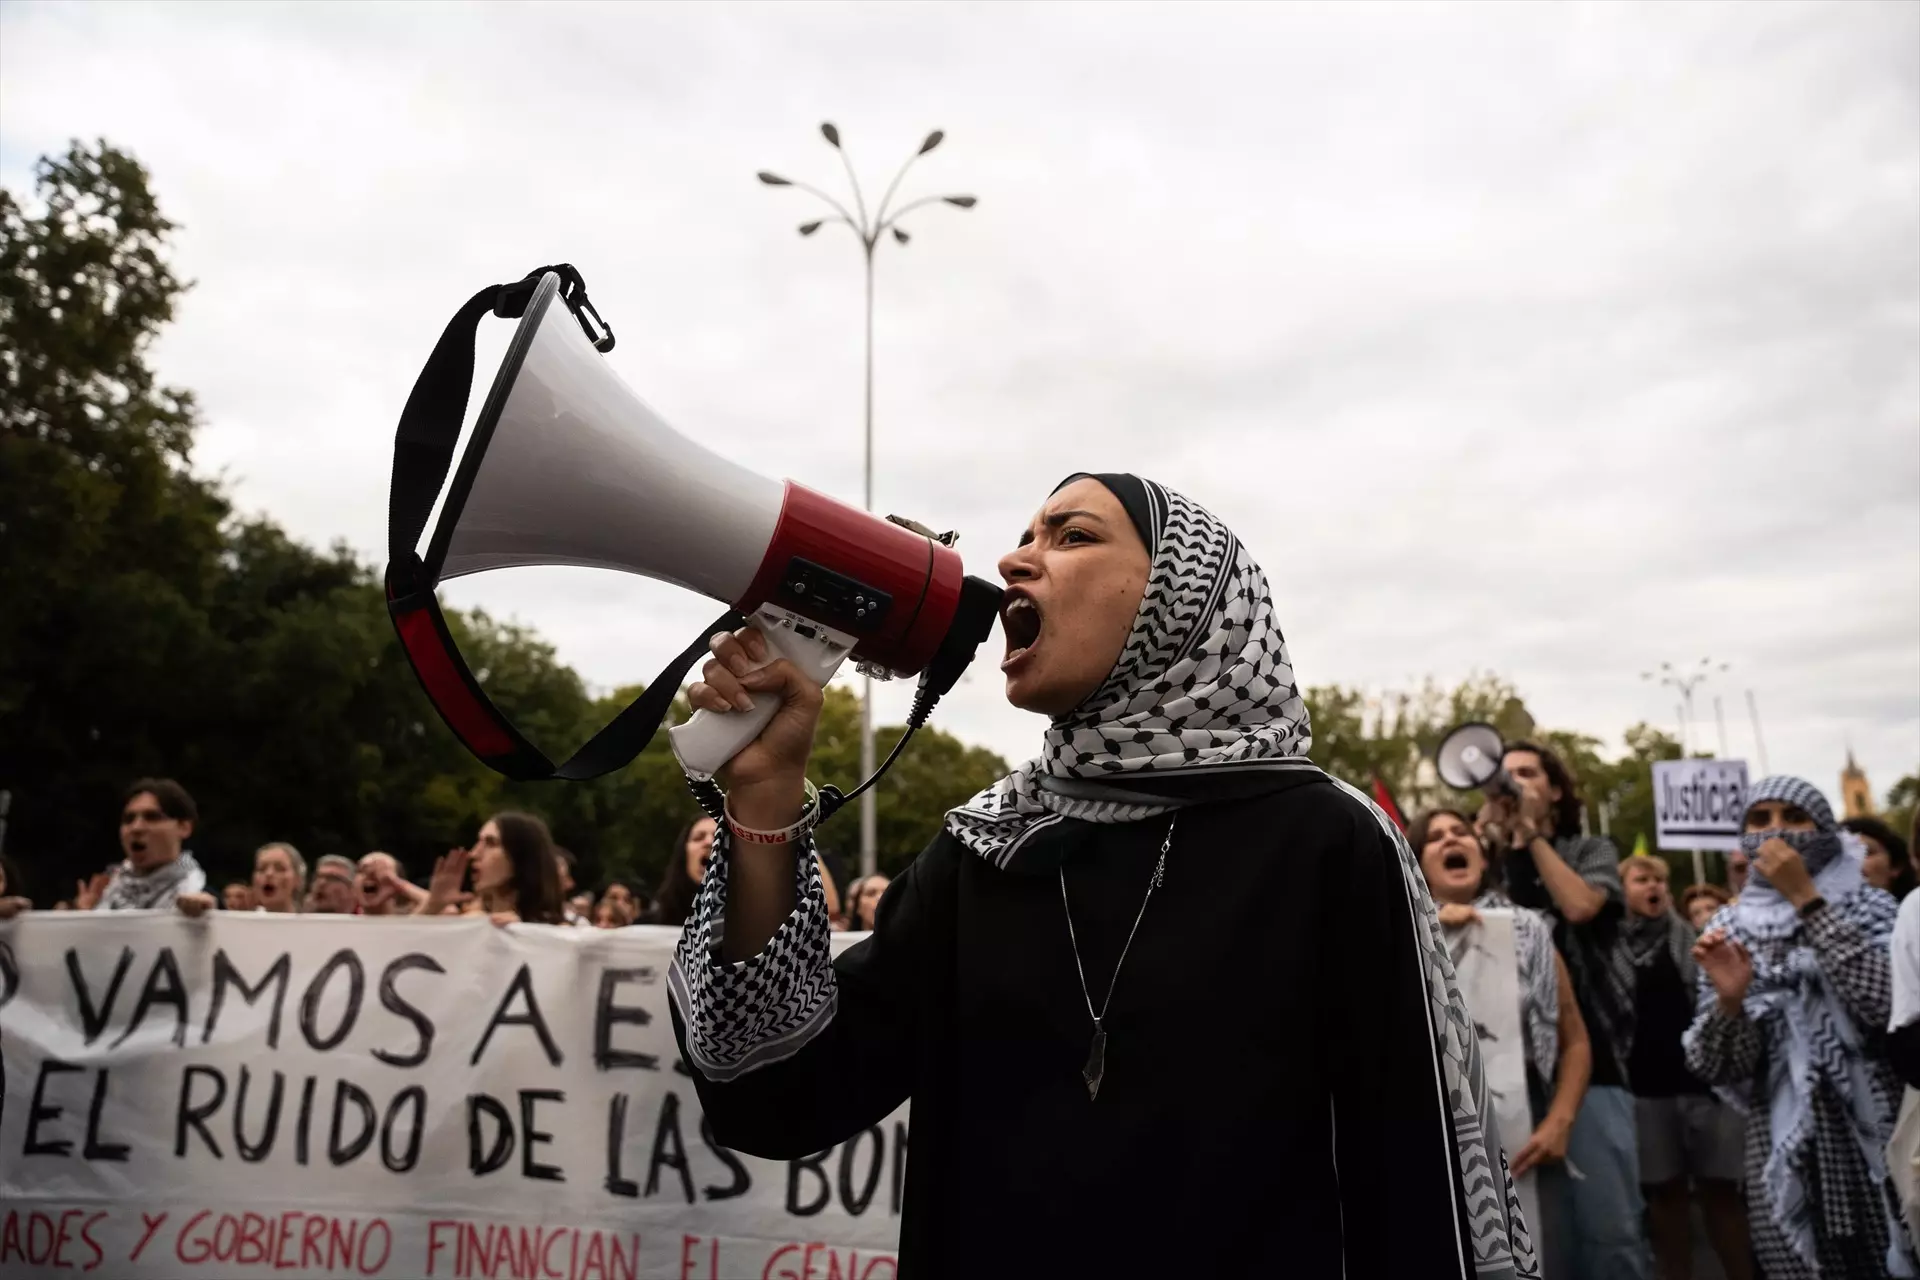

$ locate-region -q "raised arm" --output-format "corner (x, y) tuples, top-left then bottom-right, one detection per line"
(668, 825), (948, 1159)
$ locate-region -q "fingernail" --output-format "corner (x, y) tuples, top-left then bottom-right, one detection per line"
(735, 693), (755, 712)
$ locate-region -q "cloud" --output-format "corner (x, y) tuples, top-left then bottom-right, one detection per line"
(4, 0), (1915, 812)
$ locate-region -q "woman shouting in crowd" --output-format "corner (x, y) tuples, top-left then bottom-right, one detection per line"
(1685, 775), (1915, 1278)
(1415, 806), (1588, 1278)
(668, 473), (1538, 1279)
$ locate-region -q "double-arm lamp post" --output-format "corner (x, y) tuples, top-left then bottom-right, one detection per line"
(757, 123), (977, 878)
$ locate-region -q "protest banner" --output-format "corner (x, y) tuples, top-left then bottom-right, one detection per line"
(1652, 758), (1749, 854)
(0, 914), (903, 1280)
(1446, 908), (1543, 1272)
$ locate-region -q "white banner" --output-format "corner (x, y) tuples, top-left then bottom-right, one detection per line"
(1449, 909), (1543, 1273)
(0, 914), (904, 1280)
(1652, 758), (1749, 853)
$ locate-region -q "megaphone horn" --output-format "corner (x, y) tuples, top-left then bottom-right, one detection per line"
(385, 266), (1002, 787)
(1433, 721), (1513, 795)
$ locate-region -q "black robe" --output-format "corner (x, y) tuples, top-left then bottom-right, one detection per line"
(672, 777), (1487, 1278)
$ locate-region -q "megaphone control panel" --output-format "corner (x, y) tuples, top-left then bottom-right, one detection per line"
(668, 605), (860, 778)
(774, 558), (892, 630)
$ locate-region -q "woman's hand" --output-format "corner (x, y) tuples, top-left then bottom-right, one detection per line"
(175, 892), (217, 918)
(1510, 1112), (1573, 1178)
(1754, 837), (1817, 908)
(0, 896), (31, 919)
(1436, 903), (1481, 929)
(75, 872), (110, 912)
(687, 626), (825, 825)
(1693, 928), (1753, 1008)
(419, 848), (473, 917)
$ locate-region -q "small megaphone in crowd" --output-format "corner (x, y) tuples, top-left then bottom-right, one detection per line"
(1433, 722), (1521, 799)
(383, 265), (1003, 787)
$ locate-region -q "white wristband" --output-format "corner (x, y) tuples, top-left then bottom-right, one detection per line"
(723, 779), (821, 846)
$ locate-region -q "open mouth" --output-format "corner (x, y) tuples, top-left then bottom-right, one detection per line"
(129, 838), (148, 854)
(1442, 851), (1470, 872)
(1001, 595), (1043, 668)
(260, 883), (279, 899)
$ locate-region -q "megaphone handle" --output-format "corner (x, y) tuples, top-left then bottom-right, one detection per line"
(669, 612), (855, 779)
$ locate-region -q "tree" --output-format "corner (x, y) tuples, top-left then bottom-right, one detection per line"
(1886, 774), (1919, 856)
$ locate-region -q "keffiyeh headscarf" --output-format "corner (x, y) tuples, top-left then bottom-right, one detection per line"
(98, 850), (206, 911)
(1687, 774), (1906, 1274)
(946, 476), (1317, 868)
(946, 474), (1540, 1279)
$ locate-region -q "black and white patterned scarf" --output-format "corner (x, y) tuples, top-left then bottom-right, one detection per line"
(1693, 774), (1905, 1274)
(98, 850), (206, 911)
(946, 478), (1317, 867)
(947, 475), (1538, 1280)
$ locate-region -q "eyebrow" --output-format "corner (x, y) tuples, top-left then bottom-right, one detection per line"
(1018, 509), (1107, 543)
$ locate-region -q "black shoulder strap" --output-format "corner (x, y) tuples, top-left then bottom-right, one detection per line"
(384, 265), (731, 781)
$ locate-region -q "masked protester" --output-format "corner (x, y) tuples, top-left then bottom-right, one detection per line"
(1685, 776), (1915, 1278)
(667, 474), (1537, 1279)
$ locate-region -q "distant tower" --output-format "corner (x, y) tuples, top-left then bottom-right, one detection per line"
(1841, 750), (1875, 819)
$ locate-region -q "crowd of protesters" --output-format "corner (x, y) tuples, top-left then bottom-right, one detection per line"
(1410, 742), (1920, 1280)
(0, 776), (890, 934)
(6, 751), (1919, 1279)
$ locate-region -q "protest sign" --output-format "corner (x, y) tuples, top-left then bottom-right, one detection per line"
(0, 914), (903, 1280)
(1652, 758), (1749, 854)
(1447, 908), (1542, 1269)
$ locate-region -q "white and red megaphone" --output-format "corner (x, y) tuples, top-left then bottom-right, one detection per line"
(385, 265), (1001, 782)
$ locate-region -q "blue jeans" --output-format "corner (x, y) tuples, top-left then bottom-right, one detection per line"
(1565, 1084), (1653, 1280)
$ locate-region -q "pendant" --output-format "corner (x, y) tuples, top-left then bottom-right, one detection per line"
(1082, 1027), (1107, 1101)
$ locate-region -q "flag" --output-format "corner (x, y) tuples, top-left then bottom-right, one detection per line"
(1371, 774), (1407, 832)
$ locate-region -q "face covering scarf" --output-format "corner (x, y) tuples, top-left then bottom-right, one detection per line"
(947, 475), (1539, 1280)
(1688, 773), (1907, 1274)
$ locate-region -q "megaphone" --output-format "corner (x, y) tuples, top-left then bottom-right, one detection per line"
(1433, 722), (1519, 798)
(384, 265), (1002, 784)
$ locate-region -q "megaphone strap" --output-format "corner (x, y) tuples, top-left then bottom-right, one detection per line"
(385, 265), (730, 782)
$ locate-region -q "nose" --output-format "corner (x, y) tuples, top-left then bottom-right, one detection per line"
(997, 540), (1040, 586)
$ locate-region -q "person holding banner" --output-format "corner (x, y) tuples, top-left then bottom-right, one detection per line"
(1686, 775), (1915, 1278)
(69, 778), (209, 914)
(669, 474), (1538, 1279)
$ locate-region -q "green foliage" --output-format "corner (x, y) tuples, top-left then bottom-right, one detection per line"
(804, 686), (1009, 877)
(1306, 669), (1697, 878)
(1885, 774), (1919, 854)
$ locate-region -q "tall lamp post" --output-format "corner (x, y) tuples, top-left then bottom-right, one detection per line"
(1641, 658), (1730, 757)
(757, 123), (978, 878)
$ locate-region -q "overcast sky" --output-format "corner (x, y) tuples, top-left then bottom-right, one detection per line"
(4, 0), (1916, 814)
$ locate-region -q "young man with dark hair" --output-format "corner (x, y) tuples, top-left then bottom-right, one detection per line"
(1480, 740), (1651, 1280)
(77, 778), (209, 913)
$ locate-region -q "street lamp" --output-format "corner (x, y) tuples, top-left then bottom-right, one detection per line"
(1641, 658), (1730, 757)
(758, 122), (978, 878)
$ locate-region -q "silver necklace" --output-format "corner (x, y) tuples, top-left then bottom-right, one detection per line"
(1058, 813), (1176, 1101)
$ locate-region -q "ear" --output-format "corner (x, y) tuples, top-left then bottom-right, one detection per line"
(178, 819), (195, 841)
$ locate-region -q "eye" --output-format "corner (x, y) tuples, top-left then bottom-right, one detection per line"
(1060, 526), (1095, 545)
